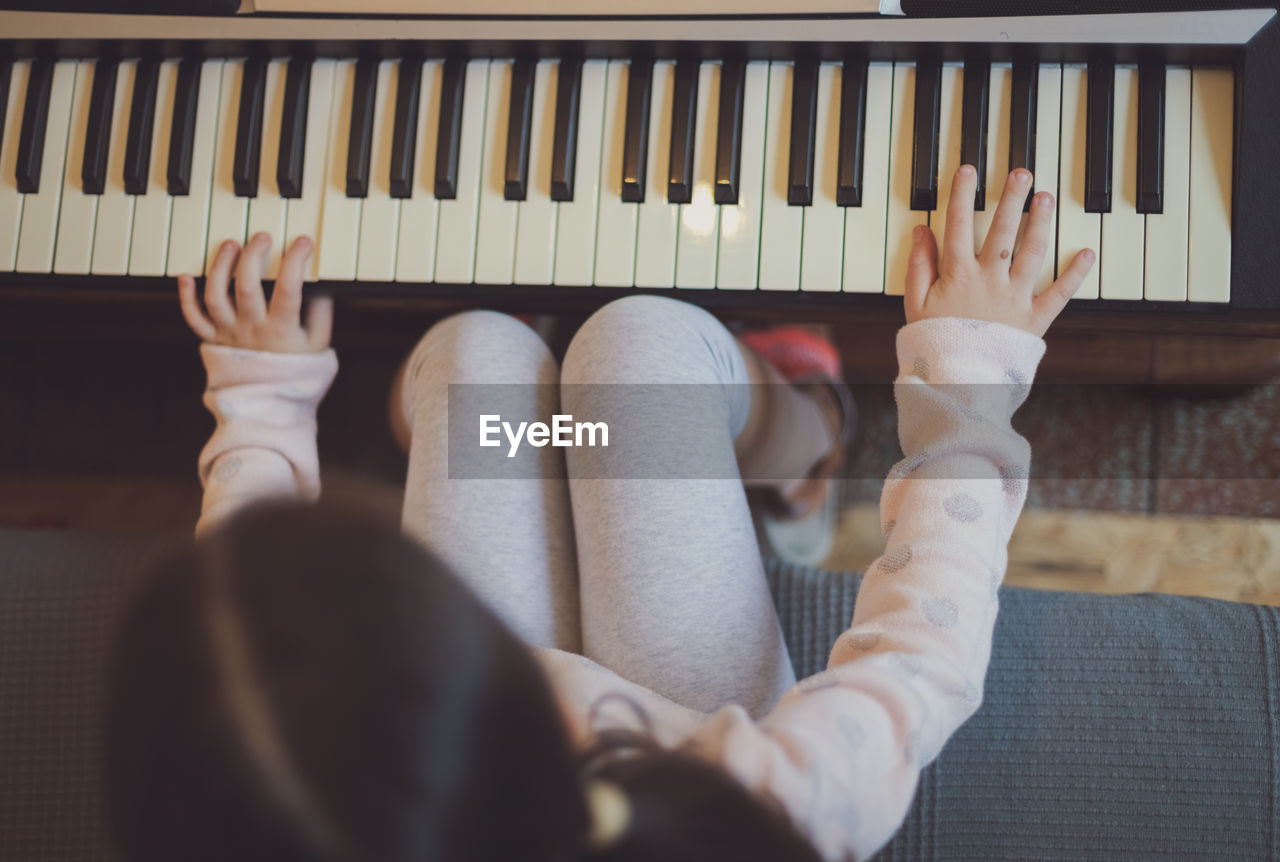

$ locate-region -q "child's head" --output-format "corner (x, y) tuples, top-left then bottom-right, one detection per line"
(107, 502), (823, 862)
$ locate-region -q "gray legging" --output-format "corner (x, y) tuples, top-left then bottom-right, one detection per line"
(397, 295), (796, 718)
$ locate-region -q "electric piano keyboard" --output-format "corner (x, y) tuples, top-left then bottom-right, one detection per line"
(0, 7), (1277, 331)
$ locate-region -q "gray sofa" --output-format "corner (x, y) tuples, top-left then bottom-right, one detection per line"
(1, 528), (1277, 861)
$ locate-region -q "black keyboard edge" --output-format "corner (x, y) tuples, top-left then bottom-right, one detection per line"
(1228, 6), (1276, 311)
(1, 275), (1276, 331)
(0, 37), (1248, 68)
(0, 1), (239, 14)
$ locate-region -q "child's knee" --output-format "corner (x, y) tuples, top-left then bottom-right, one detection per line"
(407, 311), (555, 384)
(563, 296), (738, 386)
(400, 312), (558, 424)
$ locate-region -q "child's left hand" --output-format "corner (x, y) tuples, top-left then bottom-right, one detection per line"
(178, 232), (333, 354)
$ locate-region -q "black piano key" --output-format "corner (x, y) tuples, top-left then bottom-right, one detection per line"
(667, 59), (698, 204)
(15, 57), (54, 194)
(166, 56), (200, 196)
(0, 59), (10, 151)
(836, 54), (867, 207)
(123, 57), (160, 196)
(787, 59), (818, 206)
(1137, 61), (1165, 214)
(1009, 59), (1038, 212)
(346, 56), (378, 198)
(960, 58), (990, 210)
(714, 58), (745, 205)
(1085, 61), (1114, 213)
(276, 56), (312, 199)
(551, 56), (583, 202)
(434, 56), (465, 199)
(388, 57), (421, 199)
(232, 53), (267, 197)
(83, 57), (118, 195)
(504, 57), (535, 201)
(910, 57), (942, 211)
(621, 57), (652, 204)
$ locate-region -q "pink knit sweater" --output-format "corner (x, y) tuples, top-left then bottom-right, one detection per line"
(196, 317), (1045, 862)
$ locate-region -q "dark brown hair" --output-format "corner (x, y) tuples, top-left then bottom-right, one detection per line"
(576, 728), (826, 862)
(107, 501), (824, 862)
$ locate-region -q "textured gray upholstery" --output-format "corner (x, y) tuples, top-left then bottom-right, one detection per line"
(0, 529), (1276, 861)
(765, 561), (1280, 861)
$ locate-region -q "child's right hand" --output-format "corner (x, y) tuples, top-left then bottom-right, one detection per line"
(904, 166), (1096, 338)
(177, 232), (333, 354)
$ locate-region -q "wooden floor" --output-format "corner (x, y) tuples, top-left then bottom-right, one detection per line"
(828, 501), (1280, 606)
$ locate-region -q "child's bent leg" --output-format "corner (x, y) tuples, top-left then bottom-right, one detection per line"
(560, 296), (800, 718)
(399, 311), (581, 653)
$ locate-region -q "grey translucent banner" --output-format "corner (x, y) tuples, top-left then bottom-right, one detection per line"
(443, 381), (1280, 482)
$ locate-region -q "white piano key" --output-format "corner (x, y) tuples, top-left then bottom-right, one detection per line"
(205, 59), (249, 273)
(515, 60), (559, 285)
(799, 62), (844, 293)
(355, 59), (401, 282)
(474, 59), (517, 285)
(53, 61), (97, 275)
(316, 59), (362, 281)
(843, 61), (893, 294)
(1143, 66), (1191, 303)
(927, 62), (962, 263)
(16, 60), (76, 274)
(168, 59), (224, 277)
(1031, 63), (1062, 295)
(592, 59), (634, 288)
(92, 60), (137, 276)
(1187, 66), (1233, 304)
(553, 59), (607, 287)
(633, 60), (679, 288)
(394, 58), (441, 282)
(758, 61), (802, 292)
(717, 60), (768, 291)
(243, 58), (289, 278)
(972, 62), (1010, 257)
(435, 59), (489, 284)
(0, 61), (29, 270)
(675, 61), (719, 290)
(1056, 64), (1100, 300)
(283, 59), (335, 282)
(129, 58), (179, 276)
(884, 61), (926, 298)
(1100, 65), (1144, 300)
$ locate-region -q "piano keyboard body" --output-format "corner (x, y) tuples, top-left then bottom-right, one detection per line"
(0, 7), (1277, 335)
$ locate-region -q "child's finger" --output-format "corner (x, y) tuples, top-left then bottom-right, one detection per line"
(1009, 191), (1054, 288)
(204, 240), (240, 328)
(979, 169), (1033, 268)
(177, 275), (218, 341)
(1031, 248), (1095, 335)
(904, 224), (938, 317)
(269, 236), (313, 323)
(304, 295), (334, 351)
(234, 233), (271, 322)
(942, 165), (977, 268)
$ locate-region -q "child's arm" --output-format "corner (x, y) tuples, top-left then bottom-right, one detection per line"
(178, 233), (336, 536)
(685, 168), (1096, 862)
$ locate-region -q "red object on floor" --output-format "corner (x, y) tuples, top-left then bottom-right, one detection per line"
(740, 327), (842, 382)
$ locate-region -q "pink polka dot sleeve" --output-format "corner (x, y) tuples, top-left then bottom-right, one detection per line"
(688, 317), (1046, 862)
(195, 344), (339, 536)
